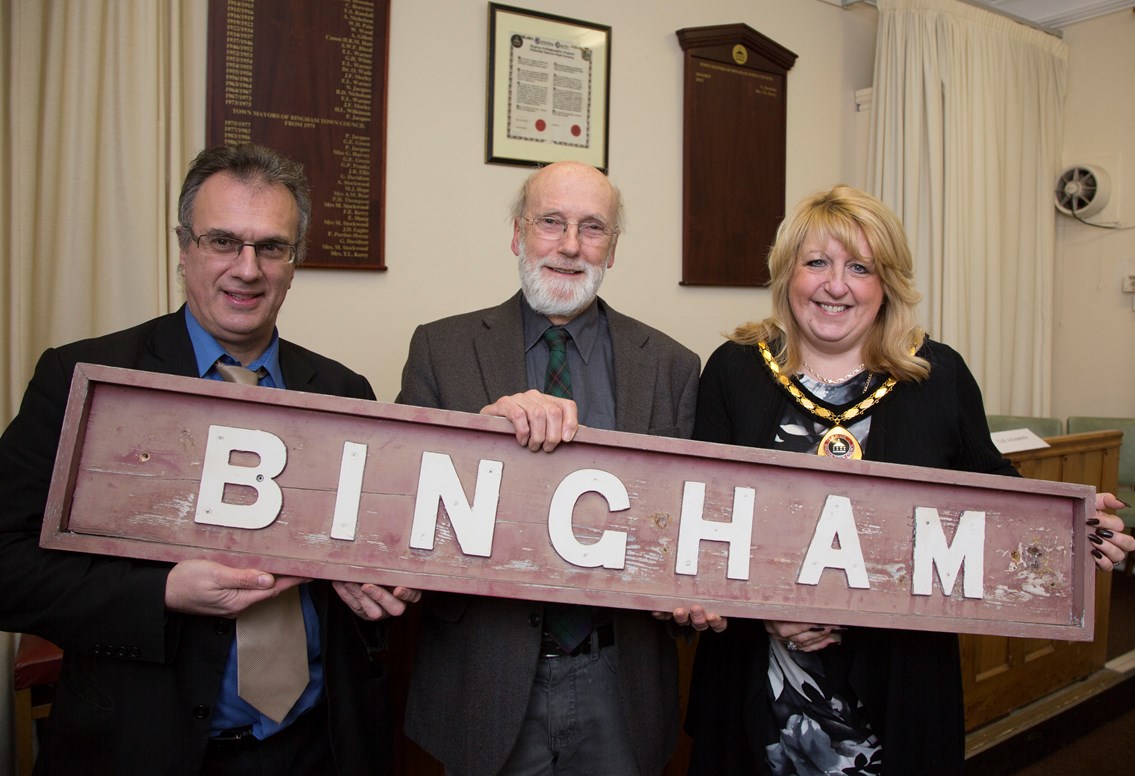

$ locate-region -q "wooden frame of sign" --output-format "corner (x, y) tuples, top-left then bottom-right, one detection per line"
(43, 364), (1097, 640)
(675, 24), (797, 287)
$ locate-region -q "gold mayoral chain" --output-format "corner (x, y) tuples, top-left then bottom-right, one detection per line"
(757, 341), (898, 460)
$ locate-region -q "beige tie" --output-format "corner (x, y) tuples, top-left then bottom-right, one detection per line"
(235, 589), (309, 722)
(215, 360), (310, 723)
(214, 361), (267, 387)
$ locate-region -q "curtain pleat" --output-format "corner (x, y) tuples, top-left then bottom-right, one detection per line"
(867, 0), (1067, 414)
(1, 2), (206, 769)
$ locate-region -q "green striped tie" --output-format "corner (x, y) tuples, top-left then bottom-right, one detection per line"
(541, 327), (573, 399)
(541, 327), (593, 652)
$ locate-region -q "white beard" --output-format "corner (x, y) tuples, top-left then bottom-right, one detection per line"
(518, 238), (607, 319)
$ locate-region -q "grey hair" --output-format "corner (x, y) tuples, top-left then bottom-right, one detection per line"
(508, 163), (625, 233)
(175, 144), (312, 263)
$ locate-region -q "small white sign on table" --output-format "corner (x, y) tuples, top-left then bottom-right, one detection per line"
(991, 428), (1051, 455)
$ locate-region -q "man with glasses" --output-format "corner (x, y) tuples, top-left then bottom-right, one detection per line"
(0, 144), (416, 775)
(398, 160), (724, 776)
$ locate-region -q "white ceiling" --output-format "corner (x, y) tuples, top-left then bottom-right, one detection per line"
(831, 0), (1134, 33)
(976, 0), (1133, 30)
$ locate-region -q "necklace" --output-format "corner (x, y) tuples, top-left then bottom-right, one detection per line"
(801, 358), (865, 385)
(758, 341), (898, 460)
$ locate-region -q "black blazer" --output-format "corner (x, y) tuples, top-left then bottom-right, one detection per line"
(684, 338), (1017, 776)
(0, 307), (390, 776)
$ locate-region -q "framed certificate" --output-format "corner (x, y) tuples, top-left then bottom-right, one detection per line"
(486, 3), (611, 171)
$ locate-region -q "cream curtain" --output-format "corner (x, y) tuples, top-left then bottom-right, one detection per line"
(867, 0), (1067, 414)
(1, 2), (206, 770)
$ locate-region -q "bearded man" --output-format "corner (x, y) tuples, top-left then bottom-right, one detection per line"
(397, 161), (721, 776)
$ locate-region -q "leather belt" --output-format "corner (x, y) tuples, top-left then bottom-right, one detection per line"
(207, 699), (327, 753)
(209, 725), (256, 743)
(539, 623), (615, 658)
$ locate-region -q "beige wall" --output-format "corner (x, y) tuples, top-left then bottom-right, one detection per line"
(1052, 9), (1135, 420)
(12, 1), (1126, 419)
(275, 0), (880, 402)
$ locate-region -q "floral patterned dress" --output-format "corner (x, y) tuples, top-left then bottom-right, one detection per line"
(764, 372), (883, 776)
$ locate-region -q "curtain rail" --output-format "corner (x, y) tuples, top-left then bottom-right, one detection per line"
(839, 0), (1064, 38)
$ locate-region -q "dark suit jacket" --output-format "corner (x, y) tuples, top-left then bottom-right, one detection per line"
(397, 292), (700, 776)
(0, 307), (390, 776)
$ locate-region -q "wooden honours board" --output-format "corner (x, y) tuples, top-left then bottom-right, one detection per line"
(207, 0), (390, 269)
(676, 24), (797, 287)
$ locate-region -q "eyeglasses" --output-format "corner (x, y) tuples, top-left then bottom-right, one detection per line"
(187, 231), (297, 263)
(524, 215), (618, 246)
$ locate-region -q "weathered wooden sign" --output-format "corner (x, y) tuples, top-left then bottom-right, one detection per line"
(43, 364), (1096, 639)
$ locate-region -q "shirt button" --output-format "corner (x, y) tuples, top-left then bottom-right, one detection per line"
(528, 613), (541, 628)
(213, 620), (232, 635)
(192, 705), (210, 720)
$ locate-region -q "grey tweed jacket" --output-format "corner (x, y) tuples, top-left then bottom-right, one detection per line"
(397, 292), (699, 776)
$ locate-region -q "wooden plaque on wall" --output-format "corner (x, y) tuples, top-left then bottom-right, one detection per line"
(206, 0), (390, 270)
(676, 25), (797, 287)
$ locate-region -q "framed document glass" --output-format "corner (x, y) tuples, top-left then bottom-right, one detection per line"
(486, 3), (611, 171)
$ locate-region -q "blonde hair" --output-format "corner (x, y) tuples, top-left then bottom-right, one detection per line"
(732, 184), (929, 382)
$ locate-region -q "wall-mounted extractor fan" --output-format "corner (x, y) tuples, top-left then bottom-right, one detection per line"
(1055, 164), (1111, 218)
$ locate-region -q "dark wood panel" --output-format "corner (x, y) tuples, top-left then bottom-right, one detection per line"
(676, 25), (796, 287)
(961, 430), (1121, 730)
(206, 0), (389, 269)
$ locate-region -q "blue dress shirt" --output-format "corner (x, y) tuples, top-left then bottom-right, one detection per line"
(184, 307), (324, 738)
